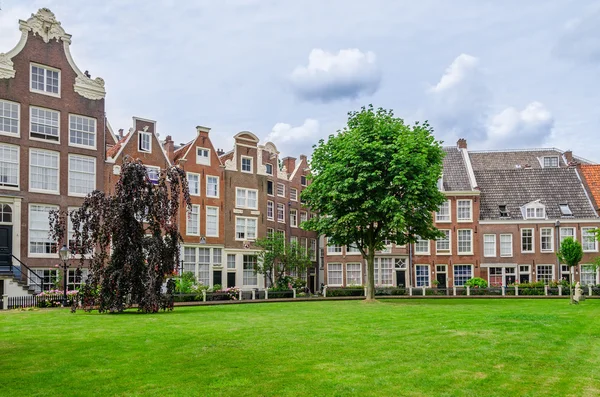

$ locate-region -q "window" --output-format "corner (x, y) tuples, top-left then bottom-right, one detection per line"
(138, 131), (151, 152)
(521, 229), (534, 253)
(290, 236), (298, 248)
(436, 230), (451, 254)
(457, 200), (472, 221)
(519, 265), (531, 284)
(68, 155), (96, 196)
(415, 236), (430, 254)
(206, 207), (219, 237)
(277, 203), (285, 223)
(30, 149), (59, 193)
(416, 265), (430, 287)
(301, 175), (307, 186)
(145, 166), (160, 185)
(182, 247), (212, 286)
(276, 230), (285, 244)
(483, 234), (496, 257)
(347, 244), (361, 255)
(437, 176), (444, 191)
(346, 263), (362, 285)
(327, 264), (343, 286)
(267, 227), (274, 237)
(30, 269), (59, 292)
(29, 204), (58, 255)
(290, 209), (298, 227)
(541, 228), (554, 252)
(457, 229), (473, 254)
(300, 211), (308, 223)
(227, 254), (236, 269)
(236, 188), (258, 209)
(265, 163), (273, 175)
(69, 115), (96, 148)
(559, 204), (573, 217)
(525, 206), (545, 219)
(186, 205), (200, 235)
(310, 239), (317, 261)
(0, 100), (19, 135)
(436, 201), (450, 222)
(500, 234), (513, 257)
(290, 188), (298, 201)
(0, 204), (12, 223)
(543, 156), (559, 168)
(67, 269), (89, 290)
(267, 180), (274, 196)
(327, 242), (342, 254)
(581, 265), (597, 286)
(235, 217), (257, 240)
(453, 265), (472, 286)
(499, 205), (510, 218)
(213, 248), (222, 266)
(0, 144), (19, 188)
(30, 64), (59, 95)
(582, 227), (598, 252)
(30, 107), (59, 141)
(381, 239), (392, 253)
(187, 173), (200, 196)
(196, 147), (210, 165)
(277, 183), (285, 197)
(377, 258), (393, 285)
(267, 201), (274, 220)
(243, 255), (257, 286)
(560, 227), (575, 244)
(206, 176), (219, 198)
(241, 156), (252, 173)
(536, 265), (554, 284)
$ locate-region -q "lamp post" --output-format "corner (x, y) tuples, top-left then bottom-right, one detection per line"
(59, 244), (70, 307)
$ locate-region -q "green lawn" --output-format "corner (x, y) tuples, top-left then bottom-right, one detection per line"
(1, 300), (599, 397)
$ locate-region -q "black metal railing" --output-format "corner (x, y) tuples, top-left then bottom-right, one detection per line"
(10, 254), (45, 292)
(7, 294), (71, 310)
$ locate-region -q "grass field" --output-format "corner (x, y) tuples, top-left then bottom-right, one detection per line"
(1, 299), (599, 397)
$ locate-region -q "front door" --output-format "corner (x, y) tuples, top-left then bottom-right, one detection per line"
(226, 272), (236, 288)
(0, 226), (12, 273)
(396, 270), (406, 287)
(213, 271), (222, 287)
(436, 272), (447, 288)
(309, 275), (315, 293)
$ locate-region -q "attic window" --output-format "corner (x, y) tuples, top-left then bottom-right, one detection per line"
(522, 201), (545, 219)
(543, 156), (559, 168)
(559, 204), (573, 217)
(196, 147), (210, 165)
(139, 132), (151, 152)
(265, 163), (273, 175)
(499, 205), (510, 218)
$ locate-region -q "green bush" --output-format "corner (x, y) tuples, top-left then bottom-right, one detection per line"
(374, 288), (406, 296)
(326, 286), (364, 297)
(465, 278), (488, 288)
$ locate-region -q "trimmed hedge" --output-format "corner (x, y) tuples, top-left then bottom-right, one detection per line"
(326, 287), (365, 297)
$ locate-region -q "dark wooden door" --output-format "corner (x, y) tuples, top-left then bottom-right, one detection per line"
(309, 275), (315, 293)
(227, 272), (236, 288)
(213, 271), (222, 287)
(0, 226), (12, 273)
(436, 272), (447, 288)
(396, 270), (406, 287)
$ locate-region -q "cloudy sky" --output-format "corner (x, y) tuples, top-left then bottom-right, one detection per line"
(1, 0), (599, 160)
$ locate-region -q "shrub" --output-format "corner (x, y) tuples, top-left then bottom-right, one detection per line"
(326, 286), (364, 297)
(465, 278), (488, 288)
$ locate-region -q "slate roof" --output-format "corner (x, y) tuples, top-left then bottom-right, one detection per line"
(442, 147), (472, 191)
(580, 164), (600, 212)
(469, 149), (566, 171)
(474, 167), (597, 220)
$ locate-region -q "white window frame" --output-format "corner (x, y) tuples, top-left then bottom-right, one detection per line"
(540, 228), (554, 252)
(483, 234), (496, 257)
(290, 188), (298, 201)
(265, 163), (273, 175)
(300, 211), (308, 223)
(267, 201), (274, 221)
(500, 234), (513, 257)
(277, 183), (285, 198)
(414, 236), (430, 255)
(310, 239), (317, 261)
(457, 199), (472, 222)
(346, 244), (361, 255)
(28, 204), (59, 257)
(29, 149), (59, 194)
(327, 242), (342, 255)
(205, 206), (219, 237)
(453, 264), (473, 287)
(30, 106), (60, 143)
(186, 205), (200, 236)
(243, 255), (258, 286)
(436, 229), (451, 255)
(0, 99), (20, 137)
(559, 227), (576, 245)
(68, 154), (96, 197)
(436, 200), (451, 223)
(235, 187), (258, 210)
(580, 264), (598, 286)
(416, 265), (430, 287)
(346, 263), (362, 286)
(0, 143), (20, 189)
(290, 208), (298, 228)
(536, 265), (554, 284)
(241, 156), (253, 173)
(196, 147), (210, 165)
(521, 228), (534, 253)
(206, 175), (219, 198)
(68, 114), (96, 149)
(187, 172), (200, 196)
(543, 156), (559, 168)
(457, 229), (473, 255)
(138, 131), (152, 153)
(581, 227), (598, 252)
(235, 216), (257, 241)
(30, 63), (61, 97)
(277, 203), (285, 223)
(524, 205), (545, 220)
(327, 263), (343, 286)
(145, 166), (160, 185)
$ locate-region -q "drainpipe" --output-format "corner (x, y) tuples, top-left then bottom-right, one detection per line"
(408, 238), (413, 288)
(555, 220), (561, 280)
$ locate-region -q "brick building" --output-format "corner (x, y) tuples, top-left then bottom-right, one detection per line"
(0, 9), (111, 295)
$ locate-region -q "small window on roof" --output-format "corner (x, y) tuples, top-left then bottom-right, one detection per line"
(543, 156), (559, 168)
(559, 204), (572, 216)
(499, 205), (510, 218)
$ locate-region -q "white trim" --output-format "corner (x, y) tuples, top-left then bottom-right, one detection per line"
(240, 155), (253, 173)
(186, 204), (200, 236)
(0, 142), (20, 189)
(68, 114), (97, 150)
(456, 199), (473, 222)
(234, 216), (258, 241)
(326, 263), (343, 287)
(29, 63), (61, 98)
(453, 264), (474, 287)
(460, 147), (478, 190)
(138, 131), (152, 153)
(67, 154), (96, 197)
(435, 200), (451, 223)
(205, 206), (219, 237)
(235, 187), (258, 210)
(483, 234), (496, 257)
(499, 233), (513, 257)
(29, 106), (60, 144)
(345, 262), (363, 286)
(290, 208), (298, 228)
(29, 148), (60, 195)
(206, 175), (220, 198)
(267, 200), (274, 221)
(187, 172), (201, 196)
(196, 147), (211, 166)
(414, 236), (430, 255)
(415, 264), (431, 288)
(457, 229), (473, 255)
(520, 228), (535, 253)
(0, 99), (20, 137)
(540, 227), (554, 253)
(28, 203), (59, 258)
(581, 227), (598, 252)
(479, 219), (600, 224)
(436, 229), (452, 255)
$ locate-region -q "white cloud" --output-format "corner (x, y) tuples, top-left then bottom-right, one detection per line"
(289, 48), (381, 102)
(265, 119), (320, 157)
(429, 53), (480, 94)
(486, 102), (554, 147)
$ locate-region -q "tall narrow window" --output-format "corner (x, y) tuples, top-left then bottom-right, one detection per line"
(265, 163), (273, 175)
(31, 64), (60, 95)
(277, 183), (285, 197)
(483, 234), (496, 257)
(582, 227), (598, 252)
(540, 228), (553, 252)
(0, 100), (19, 135)
(0, 144), (19, 188)
(290, 209), (298, 227)
(277, 203), (285, 223)
(327, 264), (343, 286)
(457, 200), (472, 221)
(206, 176), (219, 198)
(69, 115), (96, 148)
(267, 201), (274, 220)
(227, 254), (236, 269)
(500, 234), (513, 257)
(243, 255), (258, 285)
(29, 204), (58, 254)
(415, 236), (430, 254)
(241, 156), (252, 173)
(416, 265), (430, 287)
(206, 207), (219, 237)
(346, 263), (362, 285)
(457, 230), (473, 254)
(310, 239), (317, 261)
(187, 205), (200, 235)
(30, 149), (59, 193)
(300, 175), (307, 186)
(290, 188), (298, 201)
(521, 229), (534, 253)
(138, 131), (151, 152)
(436, 201), (451, 222)
(30, 107), (59, 141)
(196, 147), (210, 165)
(187, 173), (200, 196)
(436, 230), (451, 254)
(68, 155), (96, 196)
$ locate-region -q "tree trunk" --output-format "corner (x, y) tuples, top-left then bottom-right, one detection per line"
(366, 249), (375, 301)
(570, 267), (574, 304)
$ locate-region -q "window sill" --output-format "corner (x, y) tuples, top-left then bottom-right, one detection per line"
(29, 136), (60, 145)
(0, 131), (20, 138)
(29, 189), (60, 195)
(30, 88), (61, 98)
(68, 142), (97, 151)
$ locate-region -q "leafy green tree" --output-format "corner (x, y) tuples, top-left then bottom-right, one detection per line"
(557, 237), (583, 304)
(254, 233), (312, 290)
(50, 157), (191, 313)
(302, 105), (446, 300)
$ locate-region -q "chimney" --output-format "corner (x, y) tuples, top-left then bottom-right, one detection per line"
(282, 157), (296, 173)
(217, 148), (225, 156)
(457, 138), (467, 149)
(196, 125), (211, 135)
(564, 150), (573, 164)
(118, 128), (124, 139)
(300, 154), (307, 163)
(164, 135), (175, 162)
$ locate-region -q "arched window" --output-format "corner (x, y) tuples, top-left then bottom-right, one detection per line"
(0, 204), (12, 223)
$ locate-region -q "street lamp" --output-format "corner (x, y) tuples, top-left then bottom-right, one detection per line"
(59, 244), (70, 307)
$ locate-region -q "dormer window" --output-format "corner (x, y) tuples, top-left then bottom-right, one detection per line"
(522, 201), (545, 219)
(542, 156), (559, 168)
(559, 203), (573, 217)
(139, 131), (151, 152)
(196, 147), (210, 165)
(499, 205), (510, 218)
